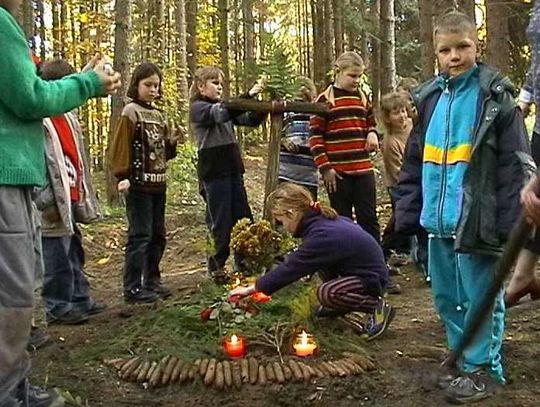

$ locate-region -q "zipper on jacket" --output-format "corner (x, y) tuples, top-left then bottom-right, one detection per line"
(438, 79), (454, 236)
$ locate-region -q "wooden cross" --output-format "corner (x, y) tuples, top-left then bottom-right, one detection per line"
(224, 98), (329, 220)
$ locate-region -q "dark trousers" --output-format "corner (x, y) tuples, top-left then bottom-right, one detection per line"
(317, 276), (380, 314)
(328, 172), (380, 242)
(42, 222), (93, 317)
(381, 187), (411, 259)
(526, 131), (540, 254)
(202, 174), (252, 272)
(124, 189), (166, 292)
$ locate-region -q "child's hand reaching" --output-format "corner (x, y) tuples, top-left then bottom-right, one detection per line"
(365, 131), (379, 152)
(248, 82), (264, 98)
(94, 60), (122, 95)
(117, 179), (130, 193)
(229, 283), (256, 299)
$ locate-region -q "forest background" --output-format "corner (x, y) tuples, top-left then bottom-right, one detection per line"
(14, 0), (535, 207)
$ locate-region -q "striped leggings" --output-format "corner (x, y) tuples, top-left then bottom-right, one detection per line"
(317, 276), (380, 314)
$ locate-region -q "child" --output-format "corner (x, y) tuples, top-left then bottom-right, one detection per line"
(35, 59), (106, 325)
(0, 1), (121, 405)
(395, 11), (534, 404)
(309, 51), (380, 243)
(189, 66), (264, 283)
(279, 77), (318, 199)
(109, 62), (177, 304)
(228, 183), (395, 341)
(380, 92), (413, 262)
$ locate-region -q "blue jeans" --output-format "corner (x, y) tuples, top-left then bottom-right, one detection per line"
(124, 189), (166, 292)
(201, 174), (252, 271)
(429, 237), (505, 382)
(41, 222), (94, 317)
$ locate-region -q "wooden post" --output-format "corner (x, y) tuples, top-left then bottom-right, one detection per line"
(224, 99), (329, 220)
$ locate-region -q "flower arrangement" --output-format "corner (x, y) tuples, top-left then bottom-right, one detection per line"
(230, 218), (295, 275)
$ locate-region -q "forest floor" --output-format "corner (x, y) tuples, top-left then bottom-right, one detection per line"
(29, 146), (540, 407)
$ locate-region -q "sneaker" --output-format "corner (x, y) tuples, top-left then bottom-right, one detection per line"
(86, 302), (107, 315)
(124, 287), (159, 304)
(313, 305), (347, 319)
(15, 379), (65, 407)
(46, 310), (88, 326)
(27, 327), (50, 351)
(366, 299), (395, 341)
(146, 283), (172, 299)
(386, 277), (402, 294)
(437, 366), (459, 389)
(207, 268), (228, 285)
(445, 372), (495, 405)
(340, 312), (367, 335)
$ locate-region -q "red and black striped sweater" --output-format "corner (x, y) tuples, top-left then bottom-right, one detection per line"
(309, 86), (377, 176)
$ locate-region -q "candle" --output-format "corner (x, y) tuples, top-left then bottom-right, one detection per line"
(224, 334), (246, 358)
(250, 291), (272, 303)
(292, 330), (317, 357)
(231, 277), (242, 289)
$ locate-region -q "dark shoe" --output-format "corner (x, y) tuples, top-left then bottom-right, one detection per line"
(86, 302), (107, 315)
(313, 305), (347, 319)
(27, 327), (50, 351)
(146, 283), (172, 299)
(366, 298), (395, 341)
(444, 371), (499, 405)
(437, 366), (459, 389)
(124, 287), (159, 304)
(46, 310), (88, 326)
(15, 379), (65, 407)
(386, 277), (402, 294)
(207, 268), (228, 285)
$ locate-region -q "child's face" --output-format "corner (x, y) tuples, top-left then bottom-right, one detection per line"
(388, 106), (409, 131)
(198, 77), (223, 101)
(1, 0), (21, 12)
(137, 74), (160, 103)
(273, 211), (302, 235)
(434, 31), (479, 78)
(335, 66), (364, 92)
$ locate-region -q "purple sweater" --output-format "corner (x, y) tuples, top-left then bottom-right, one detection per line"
(256, 211), (388, 296)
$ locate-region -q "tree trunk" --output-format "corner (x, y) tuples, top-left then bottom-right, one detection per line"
(175, 0), (189, 122)
(186, 0), (198, 84)
(243, 0), (256, 89)
(455, 0), (475, 21)
(323, 0), (334, 71)
(107, 0), (132, 205)
(380, 0), (396, 93)
(370, 0), (381, 110)
(486, 0), (510, 74)
(21, 0), (34, 44)
(313, 0), (326, 89)
(332, 0), (344, 57)
(418, 0), (434, 80)
(36, 0), (46, 61)
(264, 114), (284, 221)
(218, 0), (231, 98)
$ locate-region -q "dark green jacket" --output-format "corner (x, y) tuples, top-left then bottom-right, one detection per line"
(395, 63), (535, 255)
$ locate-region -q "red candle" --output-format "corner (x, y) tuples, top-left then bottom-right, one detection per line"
(250, 291), (272, 303)
(224, 334), (246, 358)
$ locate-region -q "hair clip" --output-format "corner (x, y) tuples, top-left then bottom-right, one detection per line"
(309, 201), (321, 212)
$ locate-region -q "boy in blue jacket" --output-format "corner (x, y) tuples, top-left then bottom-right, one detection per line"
(395, 11), (534, 404)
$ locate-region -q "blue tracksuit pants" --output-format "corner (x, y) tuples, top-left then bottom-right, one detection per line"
(429, 237), (505, 382)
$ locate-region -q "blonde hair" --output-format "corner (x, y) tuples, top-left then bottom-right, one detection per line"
(433, 11), (478, 45)
(379, 92), (410, 132)
(334, 51), (364, 72)
(267, 183), (338, 220)
(189, 66), (224, 100)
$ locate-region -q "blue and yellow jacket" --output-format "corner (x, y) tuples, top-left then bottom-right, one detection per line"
(395, 63), (535, 255)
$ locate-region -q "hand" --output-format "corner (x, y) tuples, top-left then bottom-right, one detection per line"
(82, 52), (101, 72)
(281, 139), (299, 153)
(248, 82), (264, 97)
(229, 284), (256, 299)
(521, 176), (540, 225)
(322, 168), (342, 194)
(94, 60), (122, 96)
(117, 179), (130, 193)
(365, 132), (379, 152)
(518, 101), (532, 117)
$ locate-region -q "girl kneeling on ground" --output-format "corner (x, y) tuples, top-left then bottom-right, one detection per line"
(229, 182), (395, 340)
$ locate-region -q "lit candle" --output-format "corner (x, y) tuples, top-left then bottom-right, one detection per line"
(224, 334), (246, 358)
(232, 277), (242, 289)
(250, 291), (272, 303)
(292, 330), (317, 357)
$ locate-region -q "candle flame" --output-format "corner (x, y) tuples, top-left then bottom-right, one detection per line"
(231, 334), (238, 344)
(300, 330), (308, 345)
(234, 278), (241, 287)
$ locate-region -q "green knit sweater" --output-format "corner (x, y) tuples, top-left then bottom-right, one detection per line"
(0, 7), (103, 186)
